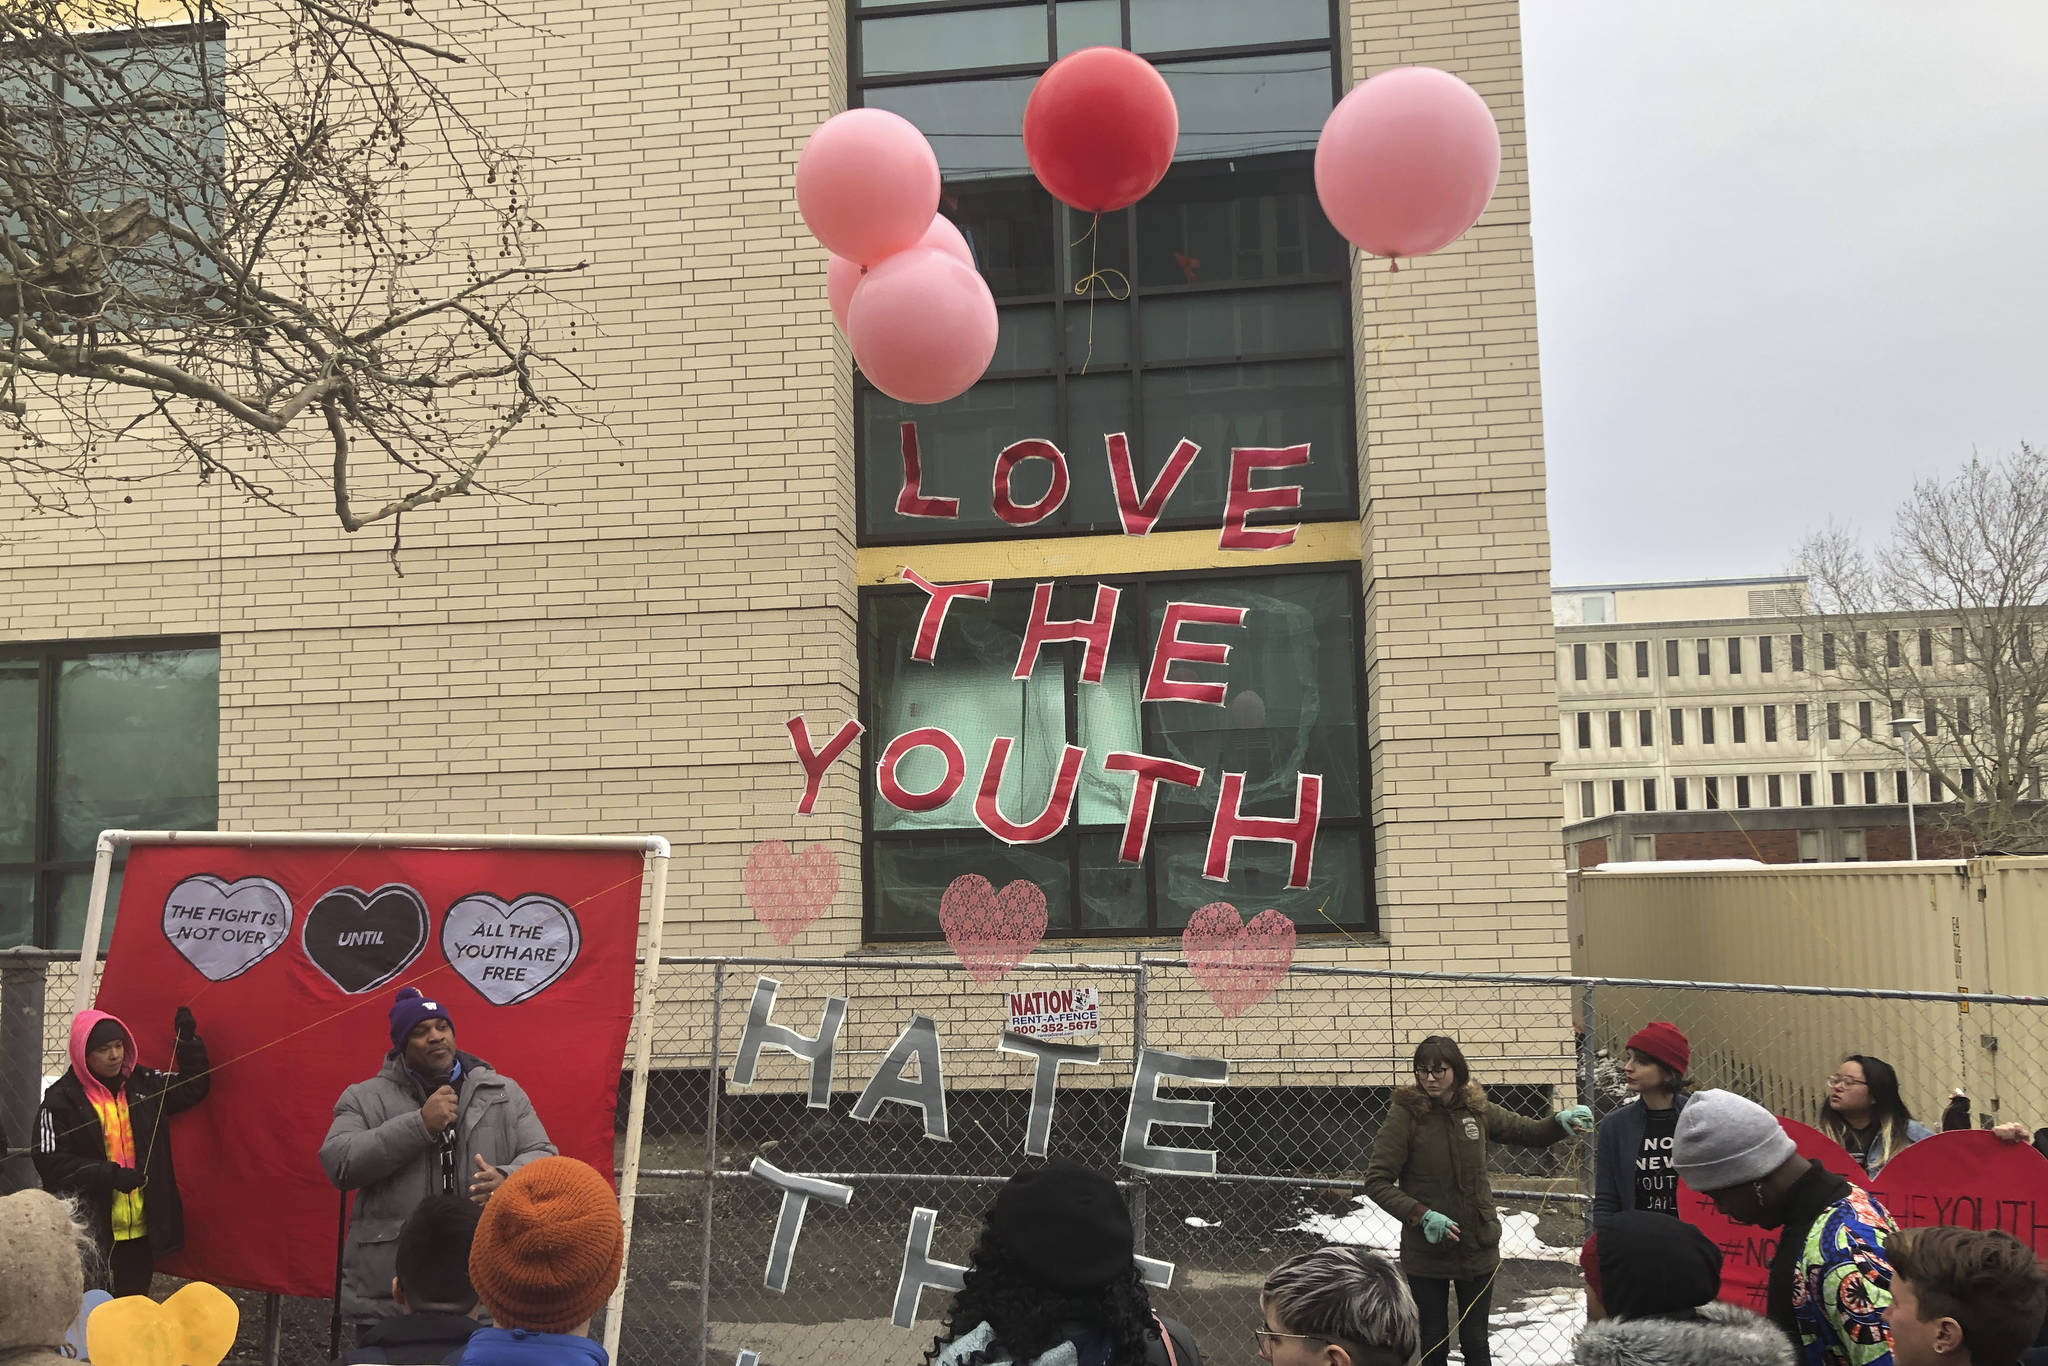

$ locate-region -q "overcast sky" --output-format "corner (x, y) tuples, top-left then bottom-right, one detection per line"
(1521, 3), (2048, 587)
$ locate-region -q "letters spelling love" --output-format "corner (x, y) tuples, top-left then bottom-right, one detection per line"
(790, 428), (1327, 890)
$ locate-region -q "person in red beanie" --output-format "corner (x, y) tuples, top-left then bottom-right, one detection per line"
(458, 1156), (622, 1366)
(1593, 1022), (1691, 1228)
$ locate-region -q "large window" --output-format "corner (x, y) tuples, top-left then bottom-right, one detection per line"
(0, 641), (219, 949)
(860, 567), (1370, 938)
(852, 0), (1351, 544)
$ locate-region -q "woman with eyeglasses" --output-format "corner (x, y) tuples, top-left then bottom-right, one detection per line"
(1818, 1055), (1933, 1178)
(1361, 1035), (1594, 1366)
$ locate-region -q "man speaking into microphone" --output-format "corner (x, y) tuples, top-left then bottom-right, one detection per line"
(321, 986), (556, 1335)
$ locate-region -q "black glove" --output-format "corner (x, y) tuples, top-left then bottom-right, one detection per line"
(174, 1006), (196, 1041)
(110, 1166), (143, 1192)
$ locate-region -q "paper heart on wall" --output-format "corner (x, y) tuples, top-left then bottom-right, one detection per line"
(939, 874), (1047, 984)
(301, 884), (428, 994)
(87, 1281), (238, 1366)
(743, 840), (841, 945)
(1182, 902), (1296, 1018)
(441, 892), (582, 1006)
(160, 875), (292, 983)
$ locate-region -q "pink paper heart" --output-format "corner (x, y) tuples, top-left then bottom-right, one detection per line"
(1182, 902), (1296, 1017)
(939, 874), (1048, 984)
(743, 840), (841, 945)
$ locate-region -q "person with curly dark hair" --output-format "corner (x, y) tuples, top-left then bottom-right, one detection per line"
(925, 1158), (1200, 1366)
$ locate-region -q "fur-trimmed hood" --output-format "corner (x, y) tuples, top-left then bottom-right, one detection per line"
(1391, 1081), (1485, 1115)
(1575, 1303), (1796, 1366)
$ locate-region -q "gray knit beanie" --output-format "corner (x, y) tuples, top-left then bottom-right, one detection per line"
(1672, 1088), (1797, 1192)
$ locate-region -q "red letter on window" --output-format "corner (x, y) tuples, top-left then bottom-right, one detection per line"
(1106, 433), (1199, 537)
(903, 568), (992, 663)
(1219, 444), (1310, 551)
(1104, 751), (1204, 864)
(1013, 582), (1121, 685)
(974, 738), (1087, 844)
(992, 439), (1070, 526)
(876, 728), (967, 812)
(1143, 602), (1250, 706)
(1203, 771), (1322, 888)
(786, 715), (863, 815)
(896, 422), (960, 520)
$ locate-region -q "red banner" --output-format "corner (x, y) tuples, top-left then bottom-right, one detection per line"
(1679, 1117), (1868, 1312)
(91, 842), (644, 1297)
(1873, 1130), (2048, 1255)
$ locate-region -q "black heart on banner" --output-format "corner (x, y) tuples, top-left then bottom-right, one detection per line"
(302, 884), (428, 995)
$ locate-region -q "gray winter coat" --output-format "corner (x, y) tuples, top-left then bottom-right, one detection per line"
(1575, 1303), (1796, 1366)
(319, 1051), (555, 1324)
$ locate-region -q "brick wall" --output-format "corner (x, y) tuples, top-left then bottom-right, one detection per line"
(1, 0), (1565, 988)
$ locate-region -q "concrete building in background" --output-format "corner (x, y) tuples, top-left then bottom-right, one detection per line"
(1553, 575), (1948, 867)
(2, 1), (1568, 979)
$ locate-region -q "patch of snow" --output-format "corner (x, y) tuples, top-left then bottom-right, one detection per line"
(1182, 1216), (1219, 1228)
(1291, 1196), (1579, 1264)
(1468, 1287), (1585, 1366)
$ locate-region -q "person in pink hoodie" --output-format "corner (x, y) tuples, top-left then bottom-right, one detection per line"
(33, 1006), (209, 1296)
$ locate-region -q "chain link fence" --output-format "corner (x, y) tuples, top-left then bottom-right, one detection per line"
(9, 950), (2048, 1366)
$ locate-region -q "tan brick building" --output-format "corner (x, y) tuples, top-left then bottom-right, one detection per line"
(1, 0), (1566, 980)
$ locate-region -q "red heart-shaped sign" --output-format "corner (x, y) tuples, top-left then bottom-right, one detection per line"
(939, 874), (1047, 984)
(1182, 902), (1296, 1017)
(1873, 1129), (2048, 1256)
(742, 840), (841, 945)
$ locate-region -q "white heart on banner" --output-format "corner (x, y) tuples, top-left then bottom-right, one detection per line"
(161, 874), (293, 982)
(440, 892), (582, 1006)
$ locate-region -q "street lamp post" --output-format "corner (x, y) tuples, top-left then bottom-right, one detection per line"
(1891, 716), (1925, 861)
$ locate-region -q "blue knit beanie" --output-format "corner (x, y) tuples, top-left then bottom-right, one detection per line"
(389, 986), (453, 1051)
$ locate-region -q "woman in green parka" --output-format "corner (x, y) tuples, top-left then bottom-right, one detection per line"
(1362, 1035), (1595, 1366)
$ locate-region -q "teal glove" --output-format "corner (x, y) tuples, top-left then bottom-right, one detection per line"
(1419, 1210), (1460, 1244)
(1556, 1105), (1595, 1135)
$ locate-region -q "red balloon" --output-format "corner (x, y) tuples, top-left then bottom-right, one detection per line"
(1023, 47), (1178, 214)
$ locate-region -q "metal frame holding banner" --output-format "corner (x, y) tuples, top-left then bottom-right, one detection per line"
(70, 828), (672, 1364)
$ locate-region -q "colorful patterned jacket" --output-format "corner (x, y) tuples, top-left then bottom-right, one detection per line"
(1778, 1171), (1897, 1366)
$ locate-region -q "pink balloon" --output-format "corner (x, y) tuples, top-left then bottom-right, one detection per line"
(826, 217), (973, 334)
(848, 248), (997, 406)
(797, 109), (941, 266)
(1314, 66), (1501, 261)
(827, 255), (864, 332)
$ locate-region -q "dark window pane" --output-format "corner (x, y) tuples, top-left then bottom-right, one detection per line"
(865, 588), (1067, 834)
(1158, 54), (1333, 162)
(1132, 0), (1330, 52)
(862, 378), (1056, 539)
(871, 834), (1073, 937)
(1138, 358), (1351, 519)
(987, 305), (1058, 375)
(1057, 0), (1121, 55)
(0, 873), (30, 950)
(1148, 573), (1361, 822)
(860, 7), (1048, 77)
(947, 179), (1057, 298)
(1151, 827), (1368, 931)
(54, 649), (218, 860)
(1135, 155), (1344, 289)
(1065, 300), (1131, 370)
(1076, 829), (1147, 932)
(0, 662), (35, 861)
(1063, 373), (1133, 528)
(49, 867), (124, 955)
(1138, 286), (1345, 364)
(866, 77), (1036, 178)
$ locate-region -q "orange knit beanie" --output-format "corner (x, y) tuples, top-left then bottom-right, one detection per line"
(468, 1156), (623, 1333)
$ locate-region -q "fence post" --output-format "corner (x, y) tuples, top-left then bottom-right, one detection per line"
(1578, 981), (1598, 1231)
(1130, 959), (1151, 1257)
(0, 951), (45, 1193)
(698, 961), (724, 1366)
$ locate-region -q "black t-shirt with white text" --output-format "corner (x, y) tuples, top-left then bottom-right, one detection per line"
(1635, 1104), (1681, 1215)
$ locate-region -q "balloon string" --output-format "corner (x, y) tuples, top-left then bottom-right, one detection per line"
(1068, 212), (1129, 377)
